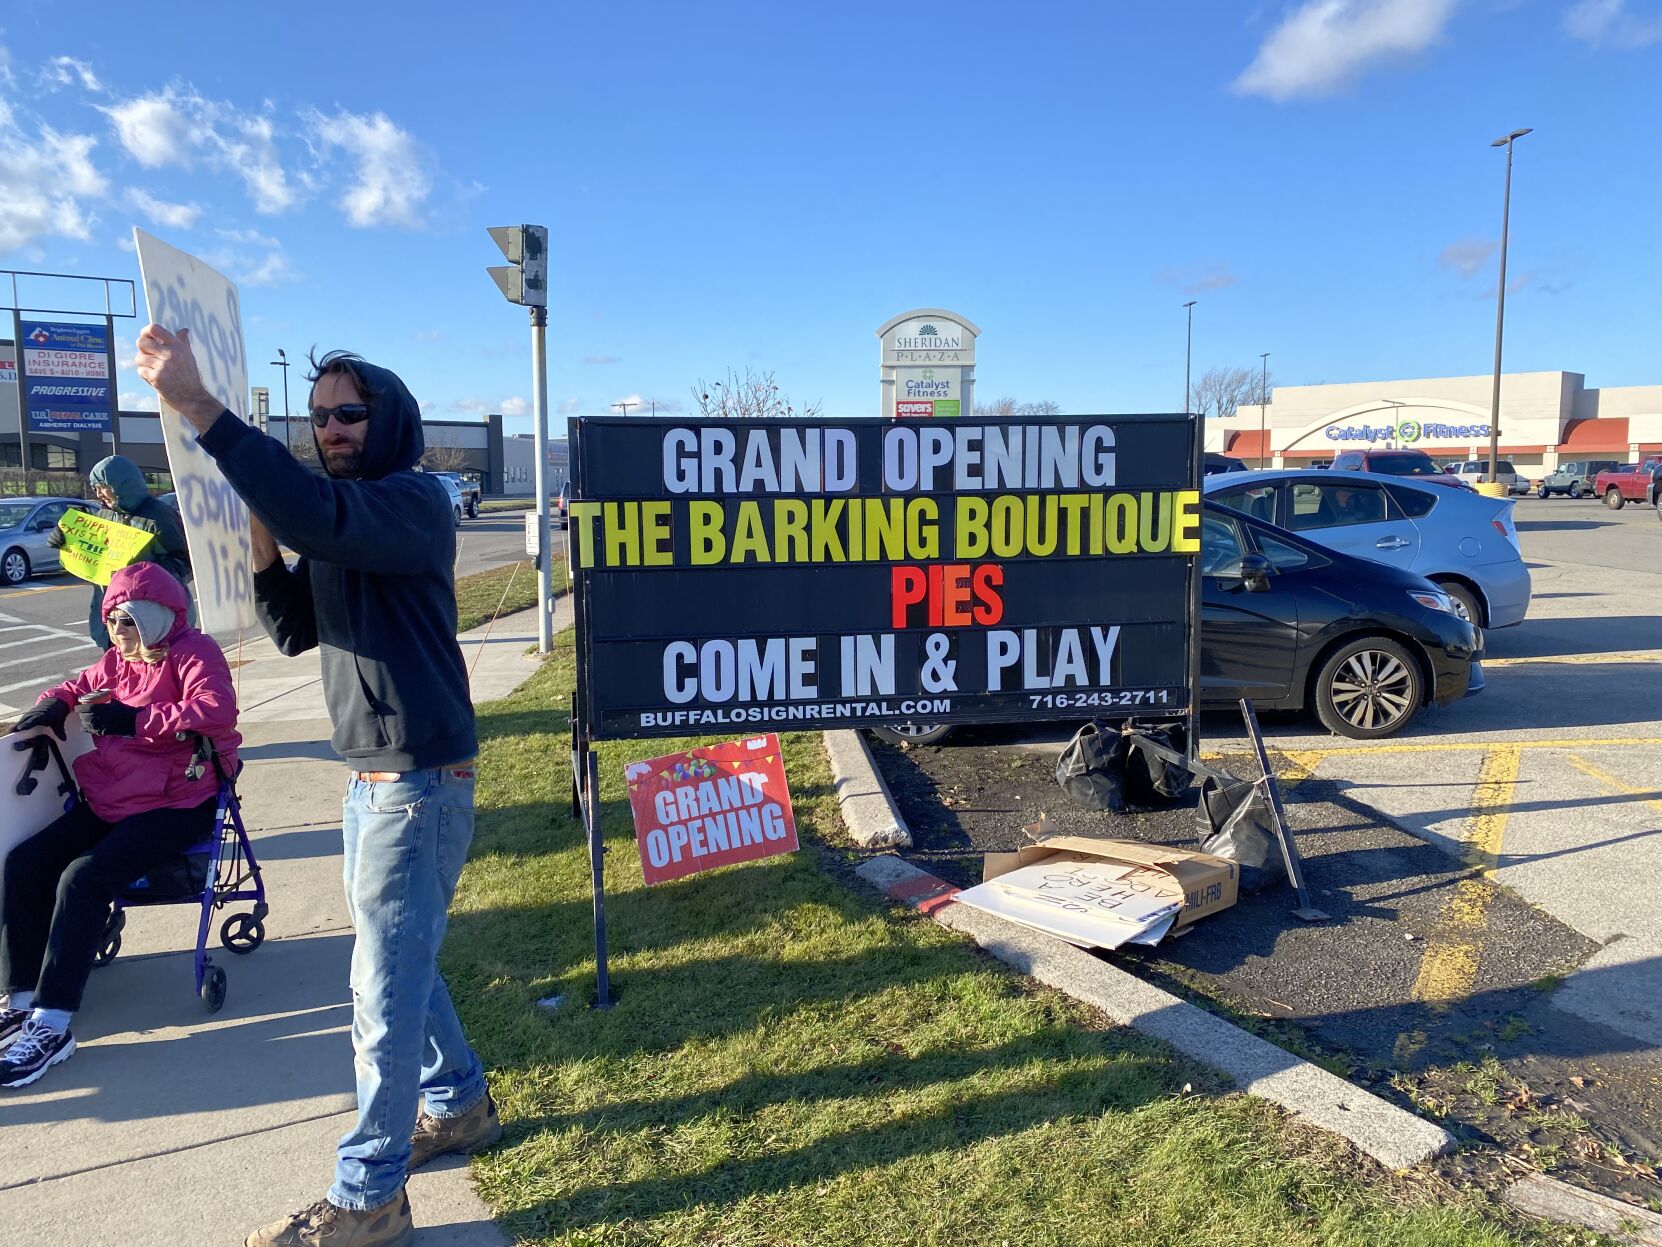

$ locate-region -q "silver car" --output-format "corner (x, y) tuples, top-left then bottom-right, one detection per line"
(1205, 470), (1531, 628)
(1449, 458), (1530, 495)
(0, 497), (83, 586)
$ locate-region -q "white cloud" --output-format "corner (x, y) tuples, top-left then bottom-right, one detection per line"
(1157, 262), (1238, 294)
(103, 86), (300, 213)
(452, 397), (490, 414)
(127, 187), (201, 230)
(203, 226), (294, 286)
(499, 397), (530, 417)
(0, 98), (107, 252)
(1234, 0), (1458, 100)
(1565, 0), (1662, 46)
(305, 109), (431, 228)
(43, 56), (101, 92)
(1437, 236), (1496, 277)
(119, 388), (159, 412)
(558, 398), (581, 416)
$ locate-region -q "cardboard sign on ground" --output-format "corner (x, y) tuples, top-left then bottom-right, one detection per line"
(56, 510), (156, 585)
(958, 829), (1238, 949)
(625, 734), (798, 885)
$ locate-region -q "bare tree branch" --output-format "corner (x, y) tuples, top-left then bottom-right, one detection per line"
(421, 436), (469, 473)
(973, 397), (1062, 416)
(1190, 366), (1274, 420)
(690, 368), (823, 419)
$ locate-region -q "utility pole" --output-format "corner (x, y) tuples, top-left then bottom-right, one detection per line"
(1488, 128), (1532, 483)
(487, 224), (552, 654)
(612, 401), (636, 418)
(1259, 352), (1271, 469)
(1182, 301), (1196, 413)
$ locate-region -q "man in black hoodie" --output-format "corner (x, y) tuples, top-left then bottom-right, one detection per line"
(135, 326), (499, 1247)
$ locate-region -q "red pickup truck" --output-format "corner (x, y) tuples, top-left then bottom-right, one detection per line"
(1594, 457), (1662, 510)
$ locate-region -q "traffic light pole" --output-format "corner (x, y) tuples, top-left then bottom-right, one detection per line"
(531, 304), (552, 655)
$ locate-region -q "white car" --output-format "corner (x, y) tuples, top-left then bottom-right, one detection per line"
(1448, 459), (1529, 495)
(433, 475), (464, 525)
(1206, 469), (1531, 628)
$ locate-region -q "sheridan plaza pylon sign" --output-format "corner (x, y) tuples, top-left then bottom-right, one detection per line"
(567, 415), (1201, 741)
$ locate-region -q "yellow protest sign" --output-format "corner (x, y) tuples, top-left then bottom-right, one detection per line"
(56, 510), (157, 586)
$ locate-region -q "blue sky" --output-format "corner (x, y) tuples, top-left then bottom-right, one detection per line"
(2, 1), (1658, 434)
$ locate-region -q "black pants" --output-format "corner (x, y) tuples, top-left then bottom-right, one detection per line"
(0, 797), (217, 1012)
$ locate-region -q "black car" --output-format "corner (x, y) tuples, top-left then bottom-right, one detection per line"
(1203, 452), (1247, 475)
(875, 500), (1482, 745)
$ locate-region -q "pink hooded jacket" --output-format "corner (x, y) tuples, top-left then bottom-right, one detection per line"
(39, 563), (242, 823)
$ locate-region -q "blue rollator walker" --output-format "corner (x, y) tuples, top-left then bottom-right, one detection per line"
(12, 730), (267, 1013)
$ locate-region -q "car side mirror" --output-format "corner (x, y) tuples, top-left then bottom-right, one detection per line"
(1241, 553), (1272, 593)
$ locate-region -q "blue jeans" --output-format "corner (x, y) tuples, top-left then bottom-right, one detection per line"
(330, 765), (487, 1212)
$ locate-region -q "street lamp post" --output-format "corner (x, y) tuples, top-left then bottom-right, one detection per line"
(1182, 301), (1196, 413)
(270, 347), (290, 443)
(1258, 352), (1271, 469)
(1487, 127), (1532, 481)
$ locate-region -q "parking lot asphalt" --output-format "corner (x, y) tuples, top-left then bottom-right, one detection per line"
(867, 493), (1662, 1204)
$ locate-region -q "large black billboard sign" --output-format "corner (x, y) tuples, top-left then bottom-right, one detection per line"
(569, 415), (1199, 740)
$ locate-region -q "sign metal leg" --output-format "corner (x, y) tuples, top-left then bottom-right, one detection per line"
(1238, 698), (1328, 922)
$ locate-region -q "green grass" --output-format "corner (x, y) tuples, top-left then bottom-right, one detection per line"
(445, 649), (1574, 1247)
(455, 559), (563, 634)
(480, 497), (538, 513)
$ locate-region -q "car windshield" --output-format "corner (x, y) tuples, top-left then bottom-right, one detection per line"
(0, 504), (35, 530)
(1368, 452), (1442, 476)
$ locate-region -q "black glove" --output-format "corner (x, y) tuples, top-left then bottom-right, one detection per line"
(12, 698), (71, 740)
(46, 527), (66, 549)
(79, 699), (138, 737)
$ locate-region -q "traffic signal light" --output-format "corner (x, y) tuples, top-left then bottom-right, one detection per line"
(486, 224), (548, 307)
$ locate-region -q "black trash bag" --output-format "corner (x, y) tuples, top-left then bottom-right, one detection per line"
(1055, 720), (1130, 813)
(1195, 776), (1285, 894)
(1124, 722), (1192, 805)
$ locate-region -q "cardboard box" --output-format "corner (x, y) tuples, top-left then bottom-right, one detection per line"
(984, 825), (1238, 931)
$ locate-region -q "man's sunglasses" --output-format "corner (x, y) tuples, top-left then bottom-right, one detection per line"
(309, 403), (371, 429)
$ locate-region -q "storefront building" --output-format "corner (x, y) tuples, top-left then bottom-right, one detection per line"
(1207, 371), (1662, 479)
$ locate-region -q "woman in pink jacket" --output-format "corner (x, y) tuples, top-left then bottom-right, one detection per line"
(0, 562), (240, 1088)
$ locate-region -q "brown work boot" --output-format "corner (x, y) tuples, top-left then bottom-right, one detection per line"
(409, 1090), (503, 1170)
(245, 1191), (412, 1247)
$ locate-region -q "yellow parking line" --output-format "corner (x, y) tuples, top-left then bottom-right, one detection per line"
(1409, 745), (1519, 1001)
(1566, 754), (1662, 815)
(0, 583), (82, 599)
(1205, 736), (1662, 765)
(1485, 651), (1662, 667)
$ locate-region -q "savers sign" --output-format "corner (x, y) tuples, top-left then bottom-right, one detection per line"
(569, 414), (1200, 739)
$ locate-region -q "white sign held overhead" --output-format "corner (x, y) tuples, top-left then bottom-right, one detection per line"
(132, 228), (257, 639)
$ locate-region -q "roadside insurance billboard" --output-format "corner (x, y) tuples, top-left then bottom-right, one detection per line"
(569, 415), (1200, 740)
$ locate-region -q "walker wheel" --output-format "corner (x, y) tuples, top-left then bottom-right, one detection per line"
(94, 910), (125, 967)
(201, 964), (227, 1013)
(220, 913), (265, 954)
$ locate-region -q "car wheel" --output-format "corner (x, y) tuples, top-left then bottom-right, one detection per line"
(454, 505), (464, 525)
(1314, 637), (1423, 739)
(870, 723), (955, 747)
(1432, 579), (1485, 629)
(466, 500), (478, 519)
(1568, 481), (1582, 499)
(1605, 487), (1626, 510)
(1537, 485), (1549, 499)
(1, 547), (29, 586)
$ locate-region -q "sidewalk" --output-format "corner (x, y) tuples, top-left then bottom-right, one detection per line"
(0, 600), (566, 1246)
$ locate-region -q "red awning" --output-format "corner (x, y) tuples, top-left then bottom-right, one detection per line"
(1227, 429), (1270, 460)
(1558, 417), (1629, 453)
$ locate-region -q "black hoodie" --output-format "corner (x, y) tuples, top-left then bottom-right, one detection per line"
(197, 361), (476, 771)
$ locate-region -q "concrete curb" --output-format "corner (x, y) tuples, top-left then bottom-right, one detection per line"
(853, 853), (1457, 1171)
(824, 730), (912, 849)
(1504, 1175), (1662, 1246)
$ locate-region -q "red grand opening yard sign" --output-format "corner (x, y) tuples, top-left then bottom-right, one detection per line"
(625, 734), (799, 885)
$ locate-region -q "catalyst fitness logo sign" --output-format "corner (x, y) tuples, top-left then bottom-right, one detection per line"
(1325, 417), (1491, 444)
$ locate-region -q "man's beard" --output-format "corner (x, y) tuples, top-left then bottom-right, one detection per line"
(321, 444), (362, 477)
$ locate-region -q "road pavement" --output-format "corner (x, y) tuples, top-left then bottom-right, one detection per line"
(0, 510), (529, 721)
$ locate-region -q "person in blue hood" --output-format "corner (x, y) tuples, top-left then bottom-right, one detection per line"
(51, 455), (191, 649)
(133, 326), (491, 1247)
